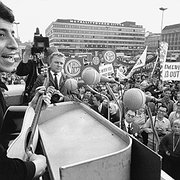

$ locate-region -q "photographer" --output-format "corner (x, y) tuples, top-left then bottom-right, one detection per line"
(16, 44), (44, 104)
(29, 52), (70, 104)
(16, 41), (58, 105)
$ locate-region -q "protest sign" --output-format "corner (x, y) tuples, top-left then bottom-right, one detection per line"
(162, 62), (180, 81)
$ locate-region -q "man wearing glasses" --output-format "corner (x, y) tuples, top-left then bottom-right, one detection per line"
(143, 106), (171, 151)
(123, 110), (141, 138)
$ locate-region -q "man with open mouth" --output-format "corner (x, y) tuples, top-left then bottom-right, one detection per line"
(0, 1), (47, 180)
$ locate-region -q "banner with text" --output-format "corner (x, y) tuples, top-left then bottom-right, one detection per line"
(99, 63), (114, 77)
(159, 42), (168, 80)
(162, 62), (180, 81)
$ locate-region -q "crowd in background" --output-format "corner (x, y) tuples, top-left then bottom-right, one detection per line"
(1, 59), (180, 179)
(0, 72), (25, 86)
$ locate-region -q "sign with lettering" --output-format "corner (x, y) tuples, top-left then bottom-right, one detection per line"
(103, 50), (116, 64)
(99, 63), (114, 77)
(162, 62), (180, 81)
(64, 58), (82, 77)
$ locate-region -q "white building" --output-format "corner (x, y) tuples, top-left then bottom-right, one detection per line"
(45, 19), (145, 56)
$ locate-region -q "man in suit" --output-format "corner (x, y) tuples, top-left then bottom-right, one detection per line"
(123, 110), (141, 138)
(30, 51), (69, 103)
(91, 94), (109, 119)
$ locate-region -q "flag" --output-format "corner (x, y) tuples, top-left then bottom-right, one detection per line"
(127, 46), (148, 78)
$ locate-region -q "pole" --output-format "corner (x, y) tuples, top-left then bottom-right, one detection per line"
(105, 83), (122, 128)
(159, 7), (167, 40)
(158, 7), (167, 82)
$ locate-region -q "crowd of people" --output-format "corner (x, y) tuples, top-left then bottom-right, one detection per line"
(0, 1), (180, 180)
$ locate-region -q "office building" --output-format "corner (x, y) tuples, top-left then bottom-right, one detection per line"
(162, 23), (180, 55)
(145, 33), (161, 53)
(45, 19), (145, 56)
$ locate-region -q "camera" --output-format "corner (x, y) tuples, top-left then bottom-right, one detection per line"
(46, 86), (61, 103)
(31, 28), (49, 55)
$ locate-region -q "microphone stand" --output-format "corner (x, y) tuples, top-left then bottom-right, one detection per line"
(105, 83), (122, 128)
(86, 85), (110, 121)
(113, 80), (124, 100)
(145, 104), (160, 152)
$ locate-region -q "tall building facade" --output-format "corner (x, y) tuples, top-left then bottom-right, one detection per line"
(45, 19), (145, 56)
(145, 33), (161, 53)
(162, 23), (180, 55)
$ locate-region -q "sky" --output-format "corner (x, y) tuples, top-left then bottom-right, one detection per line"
(3, 0), (180, 42)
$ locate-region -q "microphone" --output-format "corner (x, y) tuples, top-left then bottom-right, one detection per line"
(64, 78), (84, 102)
(64, 78), (78, 91)
(81, 67), (101, 85)
(81, 67), (118, 85)
(123, 88), (160, 111)
(123, 88), (146, 111)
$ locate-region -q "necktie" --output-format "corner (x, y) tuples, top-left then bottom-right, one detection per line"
(128, 123), (131, 134)
(54, 73), (58, 89)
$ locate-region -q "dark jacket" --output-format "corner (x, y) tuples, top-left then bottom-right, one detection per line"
(0, 80), (8, 131)
(16, 60), (39, 92)
(30, 70), (69, 101)
(91, 104), (109, 119)
(121, 121), (141, 137)
(16, 60), (41, 104)
(0, 144), (35, 180)
(110, 112), (120, 123)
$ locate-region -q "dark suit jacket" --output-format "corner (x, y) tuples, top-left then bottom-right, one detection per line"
(110, 112), (120, 123)
(0, 144), (35, 180)
(91, 104), (108, 119)
(30, 70), (69, 100)
(122, 121), (141, 137)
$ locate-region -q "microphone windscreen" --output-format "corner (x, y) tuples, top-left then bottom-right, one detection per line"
(123, 88), (146, 111)
(64, 78), (78, 91)
(81, 67), (101, 85)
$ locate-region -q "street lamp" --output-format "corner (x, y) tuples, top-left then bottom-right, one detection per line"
(159, 7), (167, 34)
(157, 7), (167, 81)
(14, 22), (20, 39)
